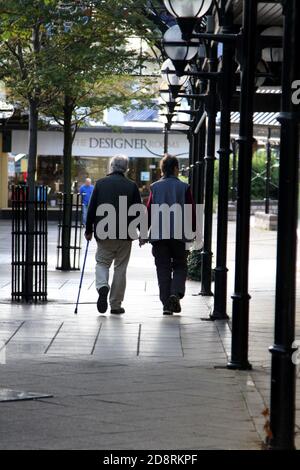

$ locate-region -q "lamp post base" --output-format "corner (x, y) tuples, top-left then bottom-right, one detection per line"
(210, 312), (230, 321)
(227, 360), (252, 371)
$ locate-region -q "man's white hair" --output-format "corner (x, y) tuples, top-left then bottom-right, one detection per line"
(110, 155), (129, 174)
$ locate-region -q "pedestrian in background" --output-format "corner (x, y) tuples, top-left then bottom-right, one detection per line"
(80, 177), (94, 226)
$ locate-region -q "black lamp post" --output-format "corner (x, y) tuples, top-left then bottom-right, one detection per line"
(163, 0), (219, 298)
(265, 127), (272, 215)
(211, 7), (235, 320)
(159, 84), (181, 155)
(227, 0), (258, 370)
(267, 0), (300, 450)
(200, 43), (217, 297)
(230, 139), (237, 203)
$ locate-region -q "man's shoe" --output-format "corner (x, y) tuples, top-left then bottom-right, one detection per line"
(163, 309), (173, 316)
(97, 286), (109, 313)
(111, 308), (125, 315)
(165, 295), (181, 313)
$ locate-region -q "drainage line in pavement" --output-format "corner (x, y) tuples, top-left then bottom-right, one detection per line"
(58, 280), (69, 290)
(90, 322), (102, 355)
(44, 322), (64, 354)
(179, 324), (184, 357)
(0, 320), (25, 351)
(137, 324), (142, 356)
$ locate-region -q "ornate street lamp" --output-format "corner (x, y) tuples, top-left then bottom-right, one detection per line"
(261, 26), (283, 63)
(159, 84), (181, 114)
(163, 24), (198, 74)
(261, 26), (283, 85)
(163, 0), (213, 39)
(161, 58), (188, 97)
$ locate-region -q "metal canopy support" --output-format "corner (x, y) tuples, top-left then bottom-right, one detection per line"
(194, 102), (206, 206)
(211, 9), (235, 320)
(188, 131), (195, 191)
(265, 127), (272, 215)
(228, 0), (258, 370)
(191, 132), (198, 199)
(164, 123), (169, 154)
(268, 0), (300, 451)
(200, 46), (218, 297)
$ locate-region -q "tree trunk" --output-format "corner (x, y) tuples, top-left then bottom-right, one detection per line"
(25, 97), (38, 300)
(61, 96), (74, 270)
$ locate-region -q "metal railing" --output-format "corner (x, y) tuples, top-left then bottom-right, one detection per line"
(11, 185), (48, 302)
(56, 192), (83, 270)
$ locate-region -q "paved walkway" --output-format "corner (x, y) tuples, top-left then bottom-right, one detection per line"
(0, 219), (299, 449)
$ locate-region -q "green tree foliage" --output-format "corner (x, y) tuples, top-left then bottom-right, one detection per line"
(0, 1), (159, 270)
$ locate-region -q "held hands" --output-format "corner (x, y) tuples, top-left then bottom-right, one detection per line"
(85, 232), (93, 241)
(139, 238), (148, 247)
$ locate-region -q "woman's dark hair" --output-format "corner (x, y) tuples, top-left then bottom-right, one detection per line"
(160, 154), (179, 176)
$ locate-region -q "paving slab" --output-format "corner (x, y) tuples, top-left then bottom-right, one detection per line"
(0, 219), (299, 449)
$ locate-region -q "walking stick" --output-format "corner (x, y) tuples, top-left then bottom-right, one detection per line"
(74, 240), (90, 314)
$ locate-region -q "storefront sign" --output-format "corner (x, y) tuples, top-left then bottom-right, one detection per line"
(12, 130), (189, 159)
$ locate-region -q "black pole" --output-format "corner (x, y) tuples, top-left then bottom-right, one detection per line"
(188, 130), (195, 191)
(191, 132), (198, 201)
(268, 0), (300, 450)
(195, 100), (206, 206)
(211, 11), (235, 320)
(231, 139), (237, 202)
(227, 0), (258, 370)
(189, 88), (197, 198)
(164, 124), (169, 154)
(200, 47), (217, 297)
(265, 127), (272, 215)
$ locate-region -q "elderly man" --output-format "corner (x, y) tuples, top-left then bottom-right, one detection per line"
(80, 177), (94, 226)
(85, 155), (141, 315)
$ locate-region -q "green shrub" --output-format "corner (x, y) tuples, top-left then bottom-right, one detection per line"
(213, 148), (279, 206)
(187, 250), (215, 282)
(187, 250), (202, 281)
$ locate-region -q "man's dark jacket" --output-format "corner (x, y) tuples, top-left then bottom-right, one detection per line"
(85, 172), (141, 240)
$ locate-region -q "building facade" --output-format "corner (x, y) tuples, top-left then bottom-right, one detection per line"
(0, 125), (189, 209)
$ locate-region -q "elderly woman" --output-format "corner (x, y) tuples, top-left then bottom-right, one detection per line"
(85, 155), (141, 315)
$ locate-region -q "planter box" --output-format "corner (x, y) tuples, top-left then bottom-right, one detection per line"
(217, 200), (278, 222)
(254, 211), (278, 231)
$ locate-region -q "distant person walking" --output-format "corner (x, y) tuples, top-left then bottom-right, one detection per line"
(85, 155), (141, 315)
(143, 155), (196, 316)
(80, 178), (94, 226)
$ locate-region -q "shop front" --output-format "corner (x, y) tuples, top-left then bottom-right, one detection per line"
(8, 127), (189, 207)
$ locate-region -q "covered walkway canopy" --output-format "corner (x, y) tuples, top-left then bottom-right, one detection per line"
(149, 0), (300, 450)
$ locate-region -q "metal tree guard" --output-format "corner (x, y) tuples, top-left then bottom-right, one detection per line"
(56, 192), (83, 271)
(11, 185), (48, 302)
